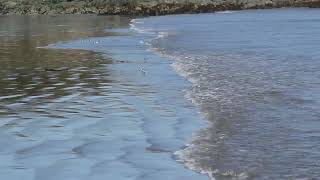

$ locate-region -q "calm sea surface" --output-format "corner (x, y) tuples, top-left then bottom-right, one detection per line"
(131, 8), (320, 179)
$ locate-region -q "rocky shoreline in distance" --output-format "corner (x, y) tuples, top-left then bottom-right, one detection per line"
(0, 0), (320, 15)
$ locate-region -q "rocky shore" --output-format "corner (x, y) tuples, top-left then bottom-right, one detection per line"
(0, 0), (319, 15)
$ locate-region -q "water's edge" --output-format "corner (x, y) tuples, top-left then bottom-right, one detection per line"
(45, 17), (211, 179)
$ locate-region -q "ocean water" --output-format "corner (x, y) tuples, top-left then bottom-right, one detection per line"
(1, 8), (320, 180)
(130, 8), (320, 179)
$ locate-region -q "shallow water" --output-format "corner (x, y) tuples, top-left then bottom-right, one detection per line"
(0, 15), (208, 179)
(131, 8), (320, 179)
(0, 15), (129, 113)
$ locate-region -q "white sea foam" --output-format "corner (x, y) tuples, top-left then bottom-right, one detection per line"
(156, 32), (169, 39)
(129, 20), (154, 34)
(174, 138), (250, 180)
(174, 145), (217, 180)
(130, 17), (223, 180)
(216, 10), (235, 14)
(143, 38), (217, 180)
(145, 43), (237, 180)
(130, 19), (144, 24)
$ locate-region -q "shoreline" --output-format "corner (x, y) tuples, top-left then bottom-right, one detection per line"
(0, 14), (210, 180)
(1, 0), (320, 16)
(45, 17), (210, 179)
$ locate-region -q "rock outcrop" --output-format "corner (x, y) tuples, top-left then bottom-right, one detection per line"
(0, 0), (319, 15)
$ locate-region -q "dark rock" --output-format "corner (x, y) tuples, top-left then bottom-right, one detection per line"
(1, 0), (320, 15)
(146, 146), (171, 153)
(44, 67), (69, 72)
